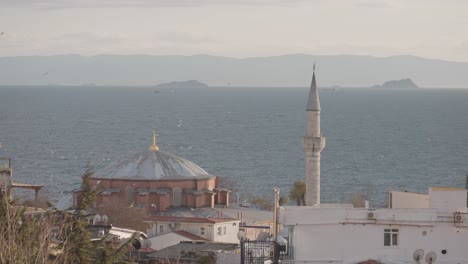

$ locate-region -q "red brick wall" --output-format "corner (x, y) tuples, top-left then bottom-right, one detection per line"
(78, 176), (223, 215)
(215, 190), (230, 206)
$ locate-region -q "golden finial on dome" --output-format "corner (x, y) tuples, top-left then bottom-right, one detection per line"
(149, 130), (159, 151)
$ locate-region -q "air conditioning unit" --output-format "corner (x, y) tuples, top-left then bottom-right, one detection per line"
(367, 211), (376, 220)
(454, 212), (464, 223)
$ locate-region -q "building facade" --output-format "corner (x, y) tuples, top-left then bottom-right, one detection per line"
(145, 215), (241, 244)
(280, 188), (468, 263)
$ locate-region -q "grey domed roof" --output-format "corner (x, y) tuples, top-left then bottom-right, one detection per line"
(94, 150), (213, 180)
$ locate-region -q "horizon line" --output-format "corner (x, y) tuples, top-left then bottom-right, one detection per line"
(0, 53), (467, 64)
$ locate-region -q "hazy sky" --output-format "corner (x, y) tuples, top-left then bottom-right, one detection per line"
(1, 0), (467, 61)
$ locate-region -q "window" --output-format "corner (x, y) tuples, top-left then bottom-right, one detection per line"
(223, 226), (227, 235)
(172, 188), (181, 207)
(126, 186), (134, 207)
(217, 227), (222, 236)
(159, 225), (164, 234)
(384, 229), (398, 246)
(200, 227), (205, 235)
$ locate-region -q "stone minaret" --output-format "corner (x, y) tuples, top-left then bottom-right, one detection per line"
(302, 66), (326, 205)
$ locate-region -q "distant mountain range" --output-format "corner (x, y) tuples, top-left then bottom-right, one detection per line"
(0, 54), (467, 88)
(155, 80), (209, 89)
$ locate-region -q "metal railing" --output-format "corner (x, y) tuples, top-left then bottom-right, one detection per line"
(240, 241), (293, 264)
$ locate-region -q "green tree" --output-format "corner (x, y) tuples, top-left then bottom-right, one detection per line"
(289, 181), (306, 206)
(59, 167), (96, 264)
(197, 255), (215, 264)
(278, 196), (288, 206)
(0, 195), (56, 264)
(250, 195), (273, 211)
(60, 166), (132, 264)
(0, 166), (132, 264)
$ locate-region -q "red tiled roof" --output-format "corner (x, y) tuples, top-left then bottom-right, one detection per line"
(173, 230), (208, 241)
(145, 215), (238, 224)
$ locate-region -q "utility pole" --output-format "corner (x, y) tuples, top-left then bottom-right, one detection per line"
(465, 173), (468, 207)
(273, 188), (280, 263)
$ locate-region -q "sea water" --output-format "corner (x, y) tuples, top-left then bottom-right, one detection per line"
(1, 86), (467, 206)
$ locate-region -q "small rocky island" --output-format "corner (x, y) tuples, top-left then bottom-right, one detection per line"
(155, 80), (209, 89)
(371, 78), (419, 89)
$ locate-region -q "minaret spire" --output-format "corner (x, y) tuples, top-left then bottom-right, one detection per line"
(307, 64), (321, 111)
(149, 130), (159, 151)
(302, 65), (326, 205)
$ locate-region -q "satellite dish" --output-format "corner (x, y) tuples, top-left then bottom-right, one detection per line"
(277, 235), (287, 245)
(237, 230), (246, 241)
(413, 249), (424, 261)
(132, 239), (142, 250)
(256, 231), (270, 241)
(425, 251), (437, 264)
(101, 215), (108, 224)
(93, 214), (101, 225)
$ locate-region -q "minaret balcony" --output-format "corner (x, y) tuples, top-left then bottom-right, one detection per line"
(302, 136), (326, 153)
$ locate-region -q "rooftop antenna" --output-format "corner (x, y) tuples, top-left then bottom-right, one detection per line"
(465, 173), (468, 207)
(465, 173), (468, 190)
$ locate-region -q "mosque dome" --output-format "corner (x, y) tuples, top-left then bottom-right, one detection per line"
(93, 131), (213, 180)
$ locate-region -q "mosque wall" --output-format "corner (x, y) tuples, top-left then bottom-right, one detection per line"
(89, 177), (217, 191)
(78, 177), (223, 214)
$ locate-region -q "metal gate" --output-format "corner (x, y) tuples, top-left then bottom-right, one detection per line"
(240, 241), (280, 264)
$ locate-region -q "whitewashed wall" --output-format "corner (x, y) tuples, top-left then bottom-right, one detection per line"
(280, 206), (468, 264)
(213, 221), (240, 243)
(146, 220), (240, 243)
(390, 191), (429, 209)
(146, 232), (193, 251)
(429, 187), (467, 211)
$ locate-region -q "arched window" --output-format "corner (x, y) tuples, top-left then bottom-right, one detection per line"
(127, 186), (134, 207)
(172, 187), (181, 207)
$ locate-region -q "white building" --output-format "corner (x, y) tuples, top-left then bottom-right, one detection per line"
(280, 187), (468, 263)
(145, 215), (240, 244)
(277, 70), (468, 263)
